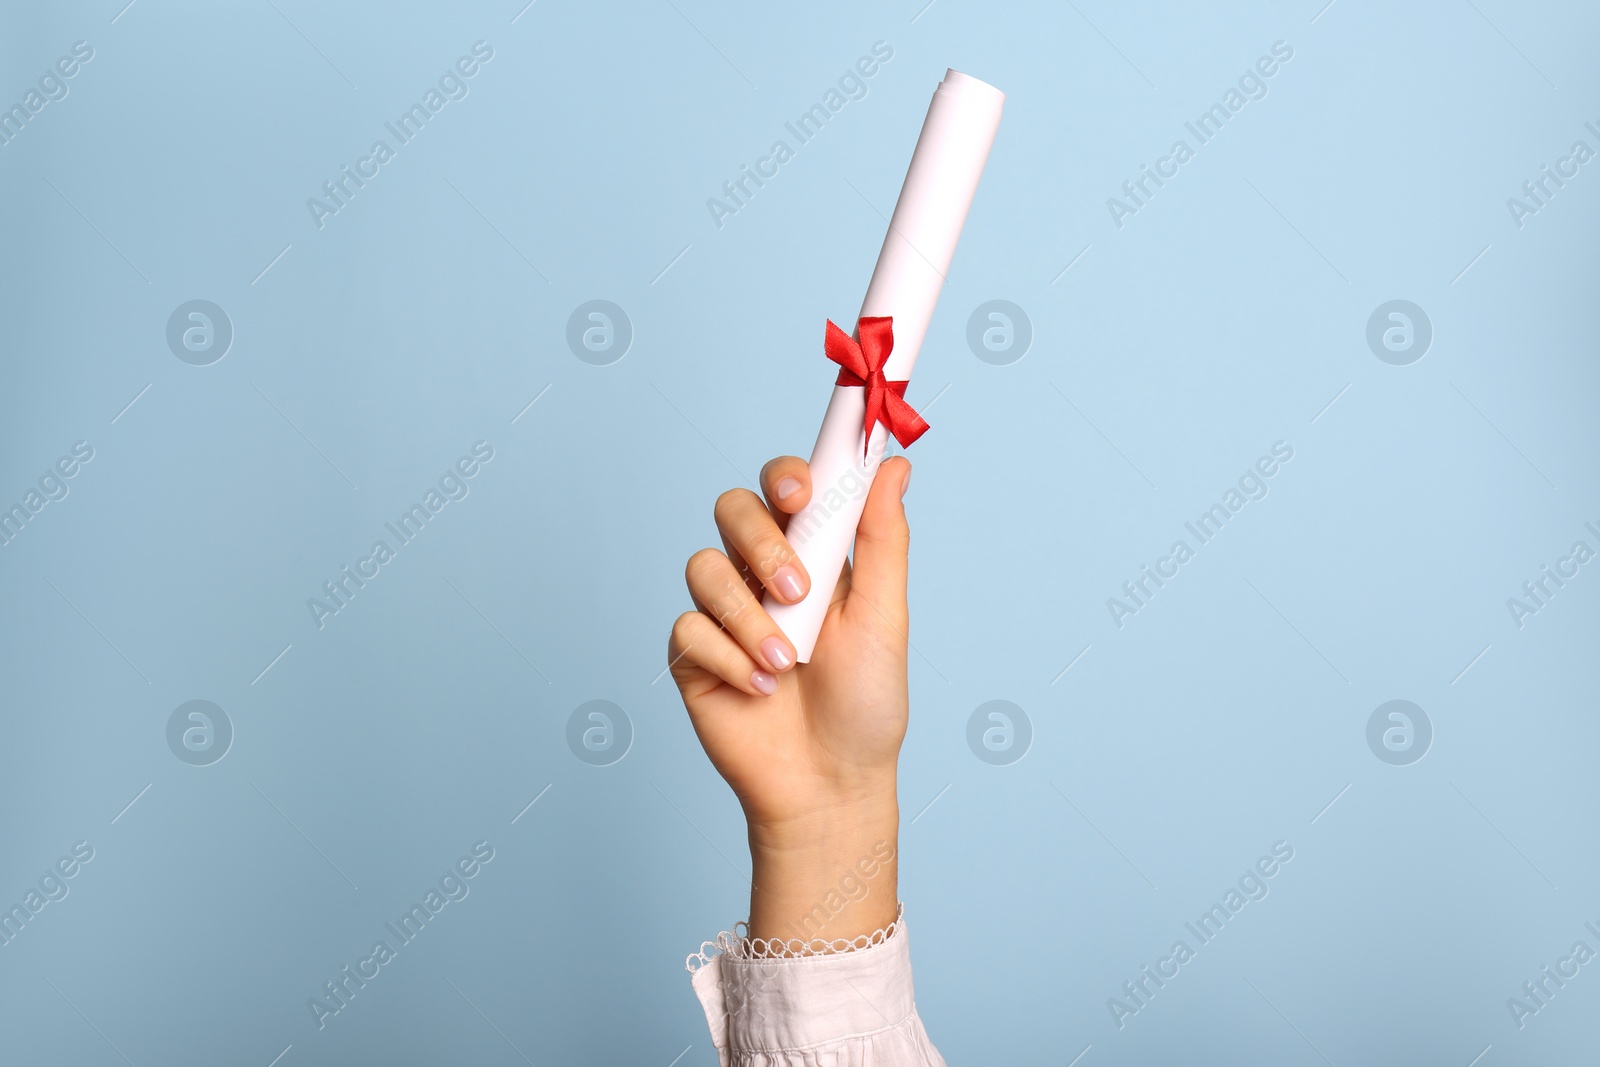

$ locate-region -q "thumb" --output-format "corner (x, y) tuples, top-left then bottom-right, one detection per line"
(846, 457), (912, 625)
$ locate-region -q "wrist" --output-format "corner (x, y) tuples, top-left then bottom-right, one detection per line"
(746, 775), (897, 851)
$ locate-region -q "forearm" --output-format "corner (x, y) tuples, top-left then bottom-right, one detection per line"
(747, 786), (901, 949)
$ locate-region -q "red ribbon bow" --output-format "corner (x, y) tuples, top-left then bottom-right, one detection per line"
(824, 316), (929, 459)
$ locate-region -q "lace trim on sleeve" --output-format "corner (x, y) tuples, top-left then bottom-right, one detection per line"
(685, 902), (905, 972)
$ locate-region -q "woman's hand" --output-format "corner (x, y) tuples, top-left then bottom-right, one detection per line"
(668, 454), (913, 944)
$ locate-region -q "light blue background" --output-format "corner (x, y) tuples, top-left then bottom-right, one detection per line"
(2, 0), (1597, 1063)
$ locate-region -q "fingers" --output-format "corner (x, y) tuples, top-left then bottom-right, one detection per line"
(668, 456), (817, 693)
(714, 488), (810, 605)
(845, 457), (911, 626)
(685, 547), (798, 674)
(760, 456), (812, 529)
(670, 611), (779, 697)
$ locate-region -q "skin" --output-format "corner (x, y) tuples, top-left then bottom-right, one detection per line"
(668, 453), (912, 947)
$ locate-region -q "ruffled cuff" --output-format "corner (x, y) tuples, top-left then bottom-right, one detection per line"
(686, 905), (945, 1066)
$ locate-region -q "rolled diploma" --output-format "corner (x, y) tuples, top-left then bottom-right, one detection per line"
(765, 69), (1004, 663)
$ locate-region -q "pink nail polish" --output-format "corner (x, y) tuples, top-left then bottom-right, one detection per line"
(760, 636), (794, 671)
(751, 670), (778, 695)
(772, 564), (805, 602)
(775, 476), (802, 500)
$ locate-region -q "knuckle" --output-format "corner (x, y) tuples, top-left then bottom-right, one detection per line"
(716, 581), (754, 624)
(861, 519), (910, 551)
(671, 611), (702, 646)
(750, 537), (794, 580)
(713, 488), (758, 524)
(685, 547), (725, 586)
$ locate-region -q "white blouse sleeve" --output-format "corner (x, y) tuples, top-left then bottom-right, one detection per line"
(685, 905), (946, 1066)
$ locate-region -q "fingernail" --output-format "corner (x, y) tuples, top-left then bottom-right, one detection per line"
(900, 466), (912, 499)
(775, 476), (802, 500)
(751, 670), (778, 696)
(761, 636), (795, 671)
(772, 564), (805, 602)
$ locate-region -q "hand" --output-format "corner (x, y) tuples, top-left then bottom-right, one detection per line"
(668, 454), (913, 944)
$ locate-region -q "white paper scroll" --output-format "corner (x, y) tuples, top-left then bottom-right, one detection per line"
(766, 69), (1004, 662)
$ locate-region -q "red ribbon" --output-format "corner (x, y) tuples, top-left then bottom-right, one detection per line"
(824, 316), (929, 458)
